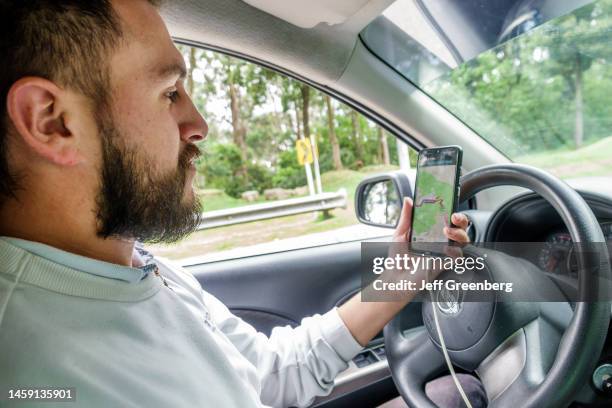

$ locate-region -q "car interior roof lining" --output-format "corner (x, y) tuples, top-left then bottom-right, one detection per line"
(161, 0), (394, 85)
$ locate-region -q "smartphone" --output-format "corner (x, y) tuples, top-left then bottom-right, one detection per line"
(409, 145), (462, 243)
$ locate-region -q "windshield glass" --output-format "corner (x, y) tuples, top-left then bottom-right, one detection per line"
(362, 0), (612, 178)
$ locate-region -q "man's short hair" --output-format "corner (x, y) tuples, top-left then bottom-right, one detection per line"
(0, 0), (160, 204)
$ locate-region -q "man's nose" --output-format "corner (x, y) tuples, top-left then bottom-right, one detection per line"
(179, 95), (208, 143)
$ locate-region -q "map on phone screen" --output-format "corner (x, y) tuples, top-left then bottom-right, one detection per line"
(411, 162), (456, 243)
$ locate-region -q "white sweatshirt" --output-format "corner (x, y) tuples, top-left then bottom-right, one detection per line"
(0, 237), (363, 407)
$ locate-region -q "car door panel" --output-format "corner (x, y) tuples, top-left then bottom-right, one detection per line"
(186, 241), (364, 327)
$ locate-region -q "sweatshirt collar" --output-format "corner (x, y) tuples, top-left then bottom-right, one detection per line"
(0, 237), (153, 283)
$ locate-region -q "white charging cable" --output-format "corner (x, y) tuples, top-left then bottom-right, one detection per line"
(428, 268), (473, 408)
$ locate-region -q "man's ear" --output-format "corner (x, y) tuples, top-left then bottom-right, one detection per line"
(6, 77), (85, 166)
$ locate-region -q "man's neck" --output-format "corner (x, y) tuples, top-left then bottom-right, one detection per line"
(0, 199), (136, 267)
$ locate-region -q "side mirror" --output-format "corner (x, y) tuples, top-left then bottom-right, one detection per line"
(355, 172), (413, 228)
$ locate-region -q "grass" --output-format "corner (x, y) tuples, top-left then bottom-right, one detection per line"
(516, 137), (612, 179)
(196, 189), (266, 212)
(148, 165), (398, 260)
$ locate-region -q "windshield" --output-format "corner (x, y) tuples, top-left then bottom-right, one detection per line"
(361, 0), (612, 178)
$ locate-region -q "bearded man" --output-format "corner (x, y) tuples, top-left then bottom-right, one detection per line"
(0, 1), (483, 407)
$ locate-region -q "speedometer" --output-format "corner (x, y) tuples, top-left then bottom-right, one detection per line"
(538, 232), (573, 274)
(538, 222), (612, 276)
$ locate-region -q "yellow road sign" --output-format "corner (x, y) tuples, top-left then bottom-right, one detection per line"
(296, 138), (313, 165)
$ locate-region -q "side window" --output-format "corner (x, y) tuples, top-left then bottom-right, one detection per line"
(149, 45), (417, 262)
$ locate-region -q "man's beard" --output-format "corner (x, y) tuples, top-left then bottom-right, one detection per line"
(95, 122), (202, 244)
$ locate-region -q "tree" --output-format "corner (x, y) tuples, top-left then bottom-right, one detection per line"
(350, 110), (365, 164)
(542, 6), (595, 148)
(227, 74), (248, 178)
(325, 96), (343, 170)
(425, 1), (612, 154)
(187, 47), (197, 96)
(301, 84), (311, 139)
(199, 53), (271, 178)
(378, 126), (390, 166)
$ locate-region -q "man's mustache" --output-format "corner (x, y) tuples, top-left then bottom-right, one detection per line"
(179, 143), (202, 169)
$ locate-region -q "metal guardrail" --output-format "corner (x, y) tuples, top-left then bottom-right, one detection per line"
(197, 188), (348, 230)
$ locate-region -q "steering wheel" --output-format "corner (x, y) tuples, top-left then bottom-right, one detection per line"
(384, 164), (611, 407)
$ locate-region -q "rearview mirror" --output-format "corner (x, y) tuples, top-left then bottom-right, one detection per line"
(355, 172), (412, 228)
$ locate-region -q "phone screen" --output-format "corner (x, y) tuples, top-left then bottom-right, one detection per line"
(410, 146), (462, 243)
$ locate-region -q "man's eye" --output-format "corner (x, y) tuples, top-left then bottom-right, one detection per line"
(166, 90), (179, 103)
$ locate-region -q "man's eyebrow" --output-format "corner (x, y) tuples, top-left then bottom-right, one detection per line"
(152, 62), (187, 81)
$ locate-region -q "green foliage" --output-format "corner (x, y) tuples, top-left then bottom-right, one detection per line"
(201, 143), (242, 187)
(272, 167), (307, 189)
(271, 150), (306, 189)
(247, 163), (274, 193)
(201, 143), (273, 198)
(222, 164), (274, 198)
(424, 0), (612, 156)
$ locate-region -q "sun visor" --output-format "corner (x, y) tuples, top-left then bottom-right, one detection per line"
(241, 0), (371, 28)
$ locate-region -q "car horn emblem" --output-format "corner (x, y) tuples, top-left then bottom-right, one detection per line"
(436, 285), (463, 315)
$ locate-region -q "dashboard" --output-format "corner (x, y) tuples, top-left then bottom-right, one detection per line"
(473, 189), (612, 280)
